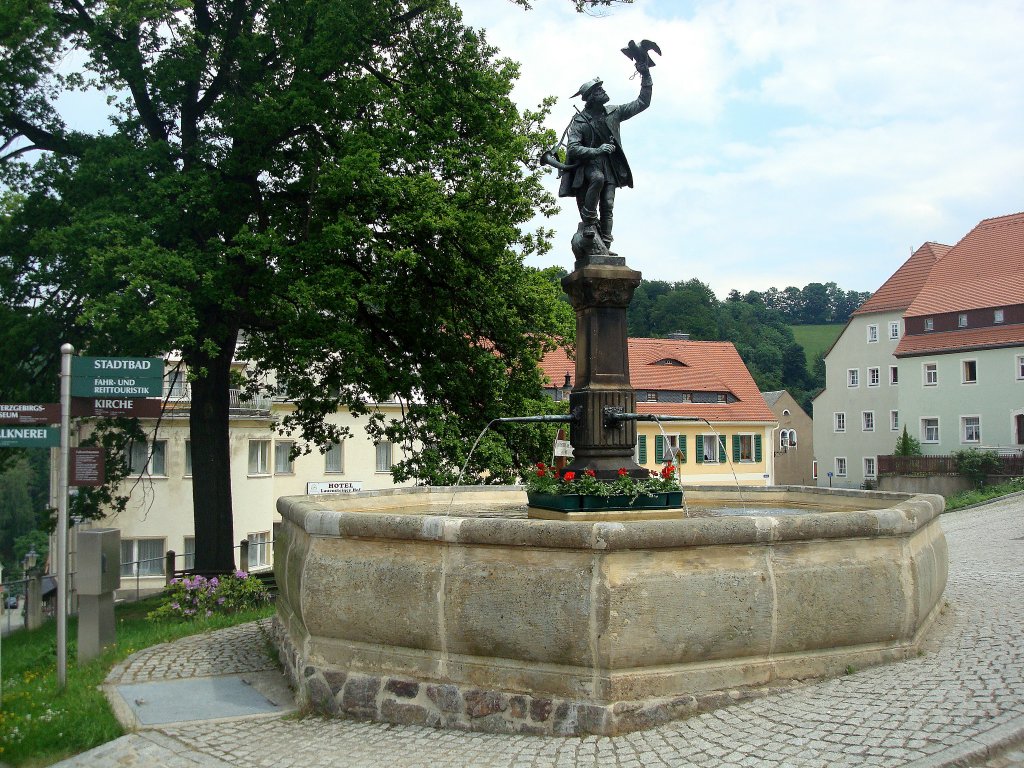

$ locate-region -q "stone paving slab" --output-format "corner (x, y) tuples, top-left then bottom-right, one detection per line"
(49, 495), (1024, 768)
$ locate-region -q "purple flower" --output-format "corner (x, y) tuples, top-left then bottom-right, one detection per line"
(234, 570), (247, 579)
(205, 610), (212, 617)
(170, 602), (180, 610)
(217, 597), (226, 605)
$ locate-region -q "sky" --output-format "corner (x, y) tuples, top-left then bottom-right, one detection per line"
(457, 0), (1024, 297)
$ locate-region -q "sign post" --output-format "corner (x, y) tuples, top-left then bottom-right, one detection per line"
(57, 343), (74, 690)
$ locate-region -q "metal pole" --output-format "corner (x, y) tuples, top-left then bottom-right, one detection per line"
(57, 342), (74, 689)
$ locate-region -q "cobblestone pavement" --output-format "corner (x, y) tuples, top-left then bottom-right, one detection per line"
(52, 496), (1024, 768)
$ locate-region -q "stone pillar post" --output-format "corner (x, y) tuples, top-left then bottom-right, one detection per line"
(561, 263), (647, 479)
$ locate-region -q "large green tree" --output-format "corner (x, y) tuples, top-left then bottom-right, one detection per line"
(0, 0), (580, 572)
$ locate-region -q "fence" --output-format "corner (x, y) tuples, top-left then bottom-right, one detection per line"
(879, 454), (1024, 477)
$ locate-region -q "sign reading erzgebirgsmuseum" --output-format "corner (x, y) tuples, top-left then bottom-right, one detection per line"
(0, 426), (60, 448)
(0, 403), (60, 424)
(70, 357), (163, 398)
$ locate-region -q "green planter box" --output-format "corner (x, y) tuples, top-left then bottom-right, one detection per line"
(527, 491), (684, 513)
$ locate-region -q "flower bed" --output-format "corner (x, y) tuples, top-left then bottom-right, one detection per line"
(525, 462), (683, 513)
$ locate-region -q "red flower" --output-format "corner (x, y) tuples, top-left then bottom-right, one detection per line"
(536, 462), (546, 469)
(585, 469), (596, 477)
(536, 469), (546, 478)
(618, 468), (628, 477)
(563, 471), (576, 482)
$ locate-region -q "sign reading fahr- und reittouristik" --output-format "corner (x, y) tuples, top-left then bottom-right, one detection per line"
(70, 356), (163, 398)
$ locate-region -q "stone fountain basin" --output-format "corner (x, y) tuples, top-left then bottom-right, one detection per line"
(273, 485), (947, 736)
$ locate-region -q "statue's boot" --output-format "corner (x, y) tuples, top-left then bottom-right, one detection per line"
(581, 208), (599, 239)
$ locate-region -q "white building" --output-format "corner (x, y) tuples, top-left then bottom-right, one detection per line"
(814, 213), (1024, 489)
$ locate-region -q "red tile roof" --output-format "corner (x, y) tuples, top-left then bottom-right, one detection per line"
(894, 323), (1024, 357)
(852, 242), (949, 316)
(539, 338), (776, 423)
(905, 212), (1024, 317)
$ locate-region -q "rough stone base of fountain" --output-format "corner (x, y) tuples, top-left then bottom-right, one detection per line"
(270, 617), (811, 735)
(271, 485), (948, 737)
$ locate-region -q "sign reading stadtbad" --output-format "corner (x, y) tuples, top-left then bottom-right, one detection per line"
(70, 356), (163, 398)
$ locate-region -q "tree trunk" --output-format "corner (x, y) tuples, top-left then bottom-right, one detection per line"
(188, 333), (238, 573)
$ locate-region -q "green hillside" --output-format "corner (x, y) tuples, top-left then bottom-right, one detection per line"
(790, 324), (844, 367)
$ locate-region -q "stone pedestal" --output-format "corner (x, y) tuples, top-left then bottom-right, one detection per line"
(561, 263), (646, 479)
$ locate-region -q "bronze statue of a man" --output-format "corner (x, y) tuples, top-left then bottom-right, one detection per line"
(558, 59), (653, 249)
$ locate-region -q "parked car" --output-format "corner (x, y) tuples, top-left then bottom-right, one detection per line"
(4, 594), (17, 609)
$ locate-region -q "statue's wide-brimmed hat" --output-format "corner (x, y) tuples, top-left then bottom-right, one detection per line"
(571, 77), (603, 100)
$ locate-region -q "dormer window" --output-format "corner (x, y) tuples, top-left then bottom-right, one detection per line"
(958, 313), (968, 328)
(647, 391), (659, 402)
(994, 309), (1005, 324)
(653, 358), (685, 367)
(924, 318), (934, 331)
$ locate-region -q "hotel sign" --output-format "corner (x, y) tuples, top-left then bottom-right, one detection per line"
(70, 357), (163, 398)
(306, 481), (363, 495)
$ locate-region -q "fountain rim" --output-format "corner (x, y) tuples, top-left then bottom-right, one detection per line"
(276, 485), (944, 552)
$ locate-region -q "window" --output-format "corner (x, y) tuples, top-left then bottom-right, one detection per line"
(787, 429), (797, 447)
(864, 457), (876, 478)
(835, 457), (847, 477)
(889, 365), (899, 385)
(275, 441), (294, 474)
(868, 367), (880, 387)
(962, 416), (981, 444)
(164, 367), (189, 400)
(847, 369), (859, 387)
(994, 309), (1005, 324)
(120, 538), (165, 577)
(698, 434), (723, 463)
(184, 537), (195, 571)
(889, 321), (900, 340)
(325, 441), (344, 473)
(924, 318), (934, 331)
(812, 460), (818, 480)
(184, 440), (192, 476)
(921, 418), (939, 443)
(782, 409), (790, 416)
(867, 324), (878, 343)
(862, 411), (875, 432)
(247, 532), (270, 568)
(733, 433), (760, 463)
(780, 431), (789, 449)
(962, 360), (977, 384)
(126, 439), (166, 476)
(1019, 355), (1024, 380)
(958, 313), (968, 328)
(646, 391), (659, 402)
(248, 440), (270, 475)
(375, 441), (393, 473)
(891, 410), (900, 431)
(923, 363), (938, 386)
(834, 412), (846, 433)
(657, 433), (683, 463)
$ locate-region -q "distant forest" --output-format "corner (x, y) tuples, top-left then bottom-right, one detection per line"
(623, 280), (872, 413)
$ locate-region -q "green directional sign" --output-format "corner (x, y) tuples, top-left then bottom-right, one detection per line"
(71, 356), (163, 398)
(0, 425), (60, 448)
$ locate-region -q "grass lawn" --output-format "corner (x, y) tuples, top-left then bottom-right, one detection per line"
(944, 477), (1024, 512)
(790, 324), (844, 367)
(0, 593), (275, 767)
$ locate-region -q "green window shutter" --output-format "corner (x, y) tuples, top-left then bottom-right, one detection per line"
(719, 434), (727, 460)
(654, 434), (664, 463)
(638, 435), (648, 464)
(754, 434), (762, 462)
(695, 434), (704, 464)
(732, 434), (740, 463)
(679, 435), (687, 463)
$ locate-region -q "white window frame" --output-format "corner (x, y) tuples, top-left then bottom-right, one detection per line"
(184, 440), (192, 477)
(862, 411), (875, 432)
(247, 531), (270, 568)
(890, 410), (900, 431)
(864, 457), (877, 478)
(889, 365), (899, 385)
(834, 412), (846, 433)
(780, 431), (790, 449)
(183, 536), (196, 571)
(375, 441), (394, 474)
(923, 362), (938, 387)
(737, 433), (755, 463)
(867, 324), (879, 343)
(248, 440), (270, 475)
(835, 457), (847, 477)
(812, 460), (818, 480)
(924, 318), (934, 331)
(921, 417), (940, 444)
(127, 439), (167, 476)
(962, 359), (978, 384)
(847, 368), (859, 387)
(660, 433), (681, 463)
(868, 367), (880, 387)
(120, 537), (166, 577)
(961, 416), (981, 444)
(889, 321), (900, 340)
(1019, 355), (1024, 381)
(957, 313), (968, 328)
(994, 309), (1005, 324)
(325, 441), (344, 473)
(700, 434), (720, 463)
(274, 441), (295, 475)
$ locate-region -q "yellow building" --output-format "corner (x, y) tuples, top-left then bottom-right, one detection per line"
(541, 337), (778, 485)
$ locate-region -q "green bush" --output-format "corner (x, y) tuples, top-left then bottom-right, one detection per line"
(146, 571), (270, 621)
(893, 426), (922, 456)
(954, 449), (1003, 488)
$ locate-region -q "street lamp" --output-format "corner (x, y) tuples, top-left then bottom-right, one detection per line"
(22, 547), (37, 579)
